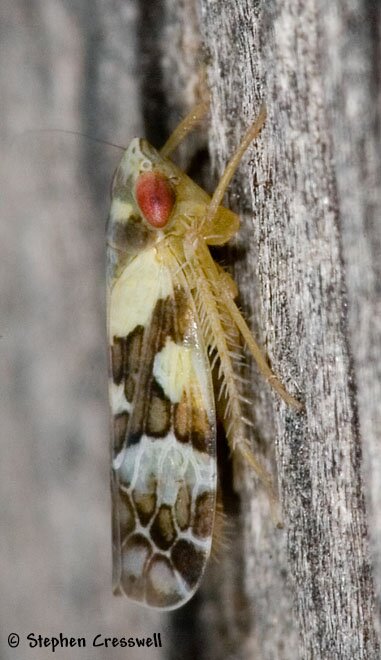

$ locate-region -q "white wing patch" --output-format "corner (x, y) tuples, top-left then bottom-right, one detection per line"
(109, 248), (173, 337)
(109, 381), (132, 415)
(153, 339), (193, 403)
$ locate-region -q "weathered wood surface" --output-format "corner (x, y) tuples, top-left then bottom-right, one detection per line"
(2, 0), (380, 659)
(195, 1), (381, 658)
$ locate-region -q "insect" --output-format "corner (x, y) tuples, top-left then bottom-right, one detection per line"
(106, 102), (302, 610)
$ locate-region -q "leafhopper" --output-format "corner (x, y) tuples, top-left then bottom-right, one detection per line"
(106, 102), (301, 610)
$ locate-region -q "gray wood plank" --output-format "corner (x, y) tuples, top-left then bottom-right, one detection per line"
(195, 0), (380, 658)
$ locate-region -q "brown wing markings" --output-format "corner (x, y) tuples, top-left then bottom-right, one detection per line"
(112, 264), (217, 608)
(113, 412), (129, 455)
(192, 491), (215, 539)
(150, 504), (177, 551)
(132, 490), (157, 527)
(126, 296), (174, 445)
(171, 539), (206, 588)
(174, 483), (192, 531)
(110, 336), (125, 385)
(124, 325), (144, 402)
(173, 386), (214, 455)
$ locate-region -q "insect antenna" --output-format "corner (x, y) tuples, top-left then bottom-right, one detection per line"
(14, 128), (126, 152)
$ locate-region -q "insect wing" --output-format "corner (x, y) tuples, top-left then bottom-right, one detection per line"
(108, 247), (216, 609)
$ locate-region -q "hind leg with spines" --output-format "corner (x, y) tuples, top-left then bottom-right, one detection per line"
(163, 103), (301, 505)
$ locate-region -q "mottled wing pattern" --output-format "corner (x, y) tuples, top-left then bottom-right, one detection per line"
(108, 246), (216, 610)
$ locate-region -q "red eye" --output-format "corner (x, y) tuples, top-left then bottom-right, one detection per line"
(135, 171), (175, 228)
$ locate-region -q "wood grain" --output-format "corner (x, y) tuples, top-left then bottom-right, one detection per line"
(196, 1), (381, 658)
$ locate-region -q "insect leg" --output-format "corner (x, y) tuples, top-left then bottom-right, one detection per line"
(219, 283), (303, 411)
(198, 240), (303, 410)
(204, 104), (267, 228)
(199, 105), (267, 243)
(160, 100), (209, 158)
(189, 242), (280, 519)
